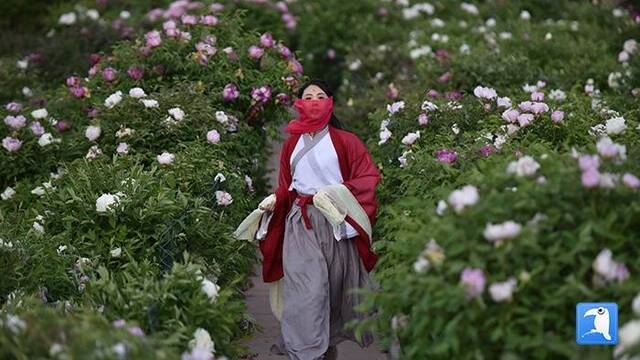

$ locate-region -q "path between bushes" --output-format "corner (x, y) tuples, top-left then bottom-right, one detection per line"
(241, 126), (387, 359)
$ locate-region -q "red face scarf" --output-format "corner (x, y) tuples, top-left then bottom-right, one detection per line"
(285, 97), (334, 134)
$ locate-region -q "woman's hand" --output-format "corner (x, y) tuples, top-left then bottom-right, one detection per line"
(259, 194), (276, 212)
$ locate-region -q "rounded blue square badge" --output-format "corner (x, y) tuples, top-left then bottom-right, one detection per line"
(576, 303), (618, 345)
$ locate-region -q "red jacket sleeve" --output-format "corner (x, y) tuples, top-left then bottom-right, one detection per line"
(341, 134), (381, 226)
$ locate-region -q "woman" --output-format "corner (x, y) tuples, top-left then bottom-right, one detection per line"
(258, 79), (381, 360)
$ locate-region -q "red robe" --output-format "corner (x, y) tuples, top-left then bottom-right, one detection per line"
(260, 125), (381, 282)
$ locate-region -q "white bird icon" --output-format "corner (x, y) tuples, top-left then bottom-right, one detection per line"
(582, 307), (611, 340)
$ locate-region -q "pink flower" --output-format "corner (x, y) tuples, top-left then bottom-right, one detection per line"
(531, 91), (545, 101)
(70, 86), (87, 98)
(181, 15), (197, 25)
(279, 44), (292, 59)
(276, 93), (291, 106)
(223, 47), (238, 61)
(4, 115), (27, 129)
(88, 64), (99, 77)
(581, 169), (600, 188)
(288, 59), (304, 74)
(5, 102), (22, 112)
(127, 66), (144, 81)
(460, 267), (486, 299)
(251, 86), (272, 103)
(145, 30), (162, 48)
(248, 46), (264, 59)
(327, 48), (336, 60)
(417, 113), (429, 126)
(531, 102), (549, 114)
(200, 15), (219, 26)
(210, 3), (225, 12)
(551, 110), (564, 123)
(116, 142), (129, 154)
(222, 84), (239, 102)
(275, 1), (288, 12)
(578, 155), (600, 172)
(518, 101), (533, 112)
(426, 89), (439, 98)
(207, 130), (220, 144)
(478, 144), (496, 157)
(66, 76), (81, 87)
(435, 149), (457, 164)
(2, 137), (22, 152)
(260, 32), (275, 48)
(163, 20), (177, 31)
(102, 67), (117, 82)
(128, 326), (145, 337)
(622, 173), (640, 189)
(112, 319), (126, 328)
(30, 121), (45, 136)
(446, 90), (462, 101)
(517, 113), (534, 127)
(55, 121), (69, 132)
(473, 86), (497, 100)
(502, 109), (520, 123)
(438, 71), (451, 83)
(387, 83), (399, 99)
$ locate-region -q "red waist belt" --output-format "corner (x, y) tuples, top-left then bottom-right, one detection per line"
(296, 194), (314, 230)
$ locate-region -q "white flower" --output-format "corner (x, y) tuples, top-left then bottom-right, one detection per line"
(608, 72), (623, 89)
(473, 86), (497, 100)
(86, 9), (100, 20)
(460, 3), (479, 15)
(85, 145), (103, 159)
(38, 133), (55, 147)
(128, 87), (146, 98)
(493, 134), (507, 149)
(16, 58), (28, 70)
(58, 12), (77, 25)
(451, 123), (460, 135)
(413, 257), (430, 273)
(436, 200), (447, 215)
(115, 127), (135, 138)
(606, 116), (626, 135)
(119, 10), (131, 19)
(348, 59), (362, 71)
(401, 131), (420, 145)
(623, 39), (637, 54)
(140, 99), (159, 108)
(201, 278), (220, 302)
(5, 315), (26, 334)
(447, 185), (479, 214)
(110, 247), (122, 258)
(31, 186), (46, 196)
(387, 101), (405, 115)
(459, 43), (471, 55)
(522, 83), (537, 93)
(1, 186), (16, 200)
(593, 249), (620, 281)
(215, 190), (233, 206)
(520, 10), (531, 21)
(116, 142), (129, 154)
(497, 97), (512, 108)
(22, 87), (33, 97)
(85, 126), (102, 141)
(0, 238), (13, 249)
(596, 136), (627, 162)
(614, 320), (640, 358)
(215, 111), (229, 124)
(506, 156), (540, 177)
(483, 221), (522, 244)
(410, 45), (432, 59)
(489, 278), (517, 302)
(32, 221), (44, 233)
(104, 91), (123, 109)
(214, 173), (226, 183)
(378, 128), (392, 145)
(168, 107), (185, 121)
(31, 108), (48, 119)
(157, 152), (175, 165)
(244, 175), (254, 191)
(548, 89), (566, 101)
(189, 328), (216, 355)
(111, 343), (126, 358)
(421, 101), (438, 112)
(96, 192), (124, 213)
(57, 245), (67, 255)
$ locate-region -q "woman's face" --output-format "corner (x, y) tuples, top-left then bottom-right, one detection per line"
(301, 85), (328, 100)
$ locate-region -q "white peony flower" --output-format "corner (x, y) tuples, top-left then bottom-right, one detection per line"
(520, 10), (531, 20)
(104, 91), (123, 109)
(58, 12), (77, 25)
(86, 9), (100, 20)
(0, 238), (13, 249)
(447, 185), (479, 214)
(168, 107), (185, 121)
(22, 87), (33, 97)
(473, 86), (497, 100)
(378, 128), (392, 145)
(1, 186), (16, 200)
(116, 142), (129, 154)
(110, 247), (122, 258)
(128, 87), (146, 98)
(31, 108), (48, 119)
(421, 101), (438, 112)
(215, 111), (229, 124)
(387, 101), (405, 115)
(201, 278), (220, 302)
(623, 39), (637, 54)
(606, 116), (626, 135)
(483, 221), (522, 244)
(413, 257), (430, 273)
(592, 249), (620, 282)
(5, 315), (26, 334)
(96, 193), (123, 213)
(497, 97), (512, 108)
(85, 145), (103, 159)
(33, 221), (45, 234)
(31, 186), (46, 196)
(215, 190), (233, 206)
(214, 173), (226, 183)
(189, 328), (215, 353)
(115, 127), (135, 138)
(506, 156), (540, 177)
(401, 131), (420, 145)
(38, 133), (55, 147)
(57, 245), (67, 255)
(85, 126), (102, 141)
(436, 200), (447, 215)
(489, 278), (517, 302)
(548, 89), (566, 101)
(140, 99), (158, 108)
(614, 320), (640, 358)
(157, 152), (175, 165)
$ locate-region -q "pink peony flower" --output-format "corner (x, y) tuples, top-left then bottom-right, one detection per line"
(145, 30), (162, 48)
(55, 121), (69, 132)
(288, 59), (304, 74)
(435, 149), (457, 164)
(116, 142), (129, 154)
(438, 71), (451, 83)
(223, 47), (238, 61)
(200, 15), (218, 26)
(66, 76), (81, 87)
(276, 93), (291, 106)
(622, 173), (640, 189)
(578, 155), (600, 172)
(127, 66), (144, 81)
(581, 169), (600, 188)
(551, 110), (564, 123)
(502, 108), (520, 123)
(112, 319), (126, 328)
(5, 102), (22, 112)
(251, 86), (272, 103)
(128, 326), (145, 337)
(2, 137), (22, 152)
(531, 102), (549, 114)
(4, 115), (27, 129)
(517, 113), (534, 127)
(70, 86), (87, 98)
(248, 46), (264, 59)
(426, 89), (439, 98)
(279, 44), (292, 59)
(518, 101), (533, 112)
(30, 121), (45, 136)
(478, 144), (496, 157)
(417, 113), (429, 126)
(260, 32), (275, 48)
(222, 83), (239, 102)
(460, 267), (486, 299)
(181, 15), (197, 25)
(215, 190), (233, 206)
(102, 67), (117, 82)
(531, 91), (545, 101)
(207, 130), (220, 144)
(327, 48), (336, 60)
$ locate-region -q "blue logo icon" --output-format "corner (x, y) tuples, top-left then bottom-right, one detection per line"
(576, 303), (618, 345)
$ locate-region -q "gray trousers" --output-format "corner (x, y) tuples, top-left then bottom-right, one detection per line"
(281, 198), (374, 360)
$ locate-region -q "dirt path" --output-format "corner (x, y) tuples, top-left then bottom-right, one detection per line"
(241, 127), (388, 359)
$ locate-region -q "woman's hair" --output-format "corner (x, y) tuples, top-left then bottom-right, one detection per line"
(297, 79), (343, 129)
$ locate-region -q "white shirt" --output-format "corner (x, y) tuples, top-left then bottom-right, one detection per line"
(288, 128), (358, 240)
